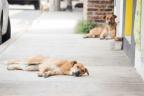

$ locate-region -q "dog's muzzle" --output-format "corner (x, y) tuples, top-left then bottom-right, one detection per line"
(72, 71), (81, 77)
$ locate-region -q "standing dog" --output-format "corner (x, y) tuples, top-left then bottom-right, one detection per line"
(7, 55), (89, 78)
(84, 14), (117, 39)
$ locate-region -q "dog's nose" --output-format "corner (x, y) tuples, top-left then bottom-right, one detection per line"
(72, 71), (81, 77)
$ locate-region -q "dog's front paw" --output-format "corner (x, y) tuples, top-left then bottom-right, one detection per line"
(43, 74), (50, 78)
(83, 36), (88, 38)
(37, 73), (43, 77)
(100, 38), (104, 40)
(105, 37), (112, 40)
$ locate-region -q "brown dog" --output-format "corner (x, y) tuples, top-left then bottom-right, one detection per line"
(84, 14), (117, 39)
(7, 55), (89, 78)
(37, 58), (89, 77)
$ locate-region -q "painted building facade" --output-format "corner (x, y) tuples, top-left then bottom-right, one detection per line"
(122, 0), (136, 66)
(134, 0), (144, 78)
(115, 0), (144, 79)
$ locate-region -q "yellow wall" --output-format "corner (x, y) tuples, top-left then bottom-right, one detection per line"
(124, 0), (133, 36)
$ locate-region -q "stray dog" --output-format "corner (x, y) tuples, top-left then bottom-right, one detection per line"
(84, 14), (117, 39)
(7, 55), (89, 78)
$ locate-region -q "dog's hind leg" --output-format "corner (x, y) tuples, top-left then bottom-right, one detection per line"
(43, 71), (53, 78)
(7, 64), (23, 70)
(84, 34), (96, 38)
(25, 65), (39, 71)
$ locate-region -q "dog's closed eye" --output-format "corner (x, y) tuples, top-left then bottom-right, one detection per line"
(76, 66), (80, 68)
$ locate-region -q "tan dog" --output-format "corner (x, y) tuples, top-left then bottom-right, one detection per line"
(84, 14), (117, 39)
(7, 56), (89, 78)
(37, 58), (89, 77)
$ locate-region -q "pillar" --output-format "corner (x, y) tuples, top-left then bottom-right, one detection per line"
(49, 0), (61, 11)
(66, 0), (72, 11)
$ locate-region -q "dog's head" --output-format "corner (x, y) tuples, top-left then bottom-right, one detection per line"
(70, 61), (89, 77)
(104, 14), (117, 25)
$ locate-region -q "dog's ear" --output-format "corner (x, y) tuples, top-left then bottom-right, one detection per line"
(113, 15), (117, 18)
(85, 68), (89, 76)
(71, 61), (77, 66)
(103, 15), (106, 19)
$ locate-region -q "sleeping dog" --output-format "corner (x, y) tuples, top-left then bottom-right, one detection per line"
(84, 14), (117, 39)
(7, 55), (89, 78)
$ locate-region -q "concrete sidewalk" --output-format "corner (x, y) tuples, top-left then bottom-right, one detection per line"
(0, 12), (144, 96)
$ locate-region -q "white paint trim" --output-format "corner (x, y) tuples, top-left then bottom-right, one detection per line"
(135, 0), (144, 79)
(135, 48), (144, 79)
(114, 0), (124, 37)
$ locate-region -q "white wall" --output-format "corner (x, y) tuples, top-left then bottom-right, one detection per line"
(135, 0), (144, 79)
(114, 0), (124, 37)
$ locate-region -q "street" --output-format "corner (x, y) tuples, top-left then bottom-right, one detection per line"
(0, 5), (144, 96)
